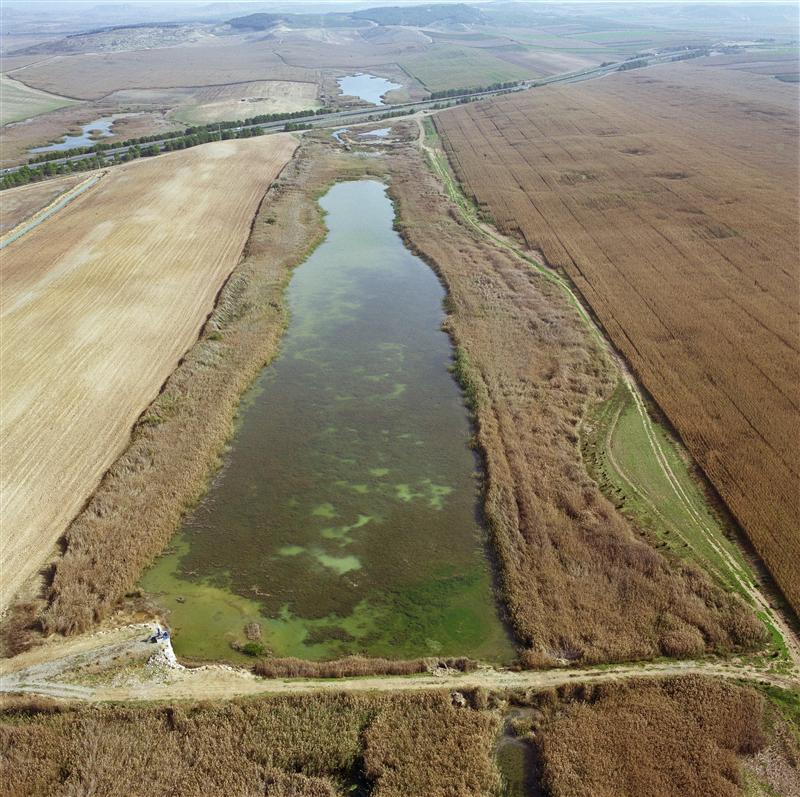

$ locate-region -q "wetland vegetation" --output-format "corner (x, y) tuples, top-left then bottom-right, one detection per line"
(141, 179), (513, 663)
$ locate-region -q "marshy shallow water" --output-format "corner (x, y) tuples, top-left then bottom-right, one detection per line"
(141, 180), (514, 663)
(29, 114), (129, 153)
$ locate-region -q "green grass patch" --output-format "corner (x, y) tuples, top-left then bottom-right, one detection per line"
(401, 46), (533, 92)
(581, 379), (756, 602)
(0, 74), (77, 126)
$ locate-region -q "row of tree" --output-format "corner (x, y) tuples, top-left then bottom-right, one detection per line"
(27, 107), (332, 164)
(3, 126), (265, 190)
(429, 80), (522, 100)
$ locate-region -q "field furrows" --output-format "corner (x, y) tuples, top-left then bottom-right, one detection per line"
(436, 64), (800, 612)
(0, 136), (297, 611)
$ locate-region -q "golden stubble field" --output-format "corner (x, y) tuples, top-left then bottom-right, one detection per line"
(436, 62), (800, 613)
(0, 135), (297, 611)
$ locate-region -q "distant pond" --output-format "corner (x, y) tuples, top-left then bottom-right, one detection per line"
(337, 73), (401, 105)
(29, 114), (130, 154)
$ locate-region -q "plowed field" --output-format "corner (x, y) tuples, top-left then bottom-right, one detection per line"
(436, 63), (800, 613)
(0, 135), (297, 611)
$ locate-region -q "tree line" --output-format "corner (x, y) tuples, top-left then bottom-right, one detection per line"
(2, 125), (266, 190)
(429, 80), (522, 100)
(26, 107), (333, 165)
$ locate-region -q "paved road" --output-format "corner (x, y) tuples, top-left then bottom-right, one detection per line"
(2, 51), (702, 178)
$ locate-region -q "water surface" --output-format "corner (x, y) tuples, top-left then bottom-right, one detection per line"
(141, 180), (513, 664)
(29, 114), (129, 153)
(337, 73), (401, 105)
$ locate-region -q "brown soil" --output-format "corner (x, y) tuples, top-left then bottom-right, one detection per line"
(0, 173), (84, 233)
(7, 39), (316, 100)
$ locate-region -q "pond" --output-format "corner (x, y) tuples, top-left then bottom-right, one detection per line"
(29, 114), (129, 153)
(140, 179), (514, 664)
(337, 73), (401, 105)
(359, 127), (391, 138)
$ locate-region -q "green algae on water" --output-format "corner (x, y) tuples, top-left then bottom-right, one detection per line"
(140, 180), (514, 663)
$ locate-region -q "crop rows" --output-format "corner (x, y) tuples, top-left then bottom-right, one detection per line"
(436, 63), (800, 613)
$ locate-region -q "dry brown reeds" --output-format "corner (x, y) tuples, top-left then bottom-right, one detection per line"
(387, 144), (765, 662)
(37, 136), (765, 665)
(252, 655), (476, 679)
(536, 676), (769, 797)
(435, 62), (800, 615)
(0, 691), (499, 797)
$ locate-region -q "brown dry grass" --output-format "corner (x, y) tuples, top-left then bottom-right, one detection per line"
(0, 691), (499, 797)
(535, 676), (772, 797)
(0, 104), (180, 168)
(0, 136), (297, 615)
(252, 655), (476, 679)
(388, 140), (764, 663)
(436, 62), (800, 615)
(35, 135), (764, 662)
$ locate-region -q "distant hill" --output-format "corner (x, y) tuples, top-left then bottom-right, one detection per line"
(227, 12), (368, 31)
(353, 4), (484, 27)
(228, 4), (484, 32)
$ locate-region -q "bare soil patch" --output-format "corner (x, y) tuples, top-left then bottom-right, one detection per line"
(8, 39), (316, 100)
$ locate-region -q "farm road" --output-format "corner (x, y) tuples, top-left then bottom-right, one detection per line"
(0, 623), (796, 703)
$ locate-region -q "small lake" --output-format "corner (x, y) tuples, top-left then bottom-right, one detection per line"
(140, 179), (514, 664)
(29, 114), (128, 153)
(337, 73), (401, 105)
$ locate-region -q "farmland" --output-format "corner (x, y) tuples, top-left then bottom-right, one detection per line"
(1, 2), (799, 794)
(436, 61), (800, 615)
(0, 173), (84, 234)
(0, 135), (297, 614)
(160, 81), (320, 124)
(399, 45), (535, 91)
(22, 131), (763, 663)
(0, 74), (75, 125)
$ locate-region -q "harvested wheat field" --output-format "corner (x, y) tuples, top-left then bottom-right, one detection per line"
(0, 174), (85, 234)
(436, 62), (800, 614)
(0, 135), (297, 612)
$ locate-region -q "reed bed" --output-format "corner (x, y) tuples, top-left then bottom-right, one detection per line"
(436, 63), (800, 614)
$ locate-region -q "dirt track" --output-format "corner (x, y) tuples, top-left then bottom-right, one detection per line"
(0, 136), (297, 612)
(0, 621), (796, 703)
